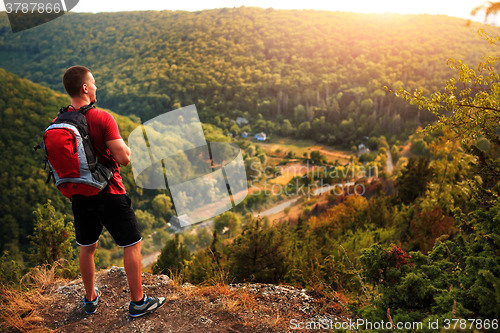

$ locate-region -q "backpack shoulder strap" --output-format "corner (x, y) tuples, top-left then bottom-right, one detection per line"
(56, 103), (95, 117)
(57, 105), (71, 116)
(78, 102), (95, 115)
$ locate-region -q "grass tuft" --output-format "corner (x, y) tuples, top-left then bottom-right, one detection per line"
(0, 263), (63, 333)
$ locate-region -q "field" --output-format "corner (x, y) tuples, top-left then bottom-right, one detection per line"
(255, 137), (353, 165)
(266, 162), (320, 186)
(238, 136), (356, 198)
(249, 137), (353, 186)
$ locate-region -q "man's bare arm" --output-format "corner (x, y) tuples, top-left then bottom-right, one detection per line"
(106, 139), (131, 166)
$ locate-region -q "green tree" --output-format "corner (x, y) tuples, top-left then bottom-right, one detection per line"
(230, 123), (241, 136)
(135, 209), (156, 232)
(209, 230), (222, 266)
(229, 217), (291, 283)
(296, 121), (311, 139)
(0, 252), (22, 285)
(245, 145), (256, 157)
(197, 227), (213, 249)
(367, 136), (379, 150)
(281, 119), (293, 136)
(152, 229), (171, 249)
(293, 104), (307, 124)
(184, 230), (227, 285)
(245, 156), (263, 180)
(390, 145), (402, 164)
(309, 150), (324, 164)
(214, 211), (241, 238)
(256, 152), (267, 166)
(152, 234), (191, 276)
(29, 200), (78, 278)
(395, 156), (433, 205)
(359, 152), (376, 163)
(151, 194), (173, 219)
(410, 138), (430, 156)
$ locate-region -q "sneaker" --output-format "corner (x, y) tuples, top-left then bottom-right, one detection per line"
(129, 295), (166, 317)
(84, 286), (101, 314)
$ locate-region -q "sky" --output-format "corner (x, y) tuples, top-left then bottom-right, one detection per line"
(0, 0), (494, 23)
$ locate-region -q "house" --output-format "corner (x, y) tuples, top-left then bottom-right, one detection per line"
(255, 132), (266, 141)
(169, 214), (191, 230)
(236, 117), (249, 126)
(241, 131), (248, 138)
(358, 143), (369, 157)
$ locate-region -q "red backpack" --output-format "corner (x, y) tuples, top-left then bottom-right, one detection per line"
(35, 103), (116, 198)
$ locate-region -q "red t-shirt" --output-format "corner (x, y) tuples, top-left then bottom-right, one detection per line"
(71, 107), (126, 195)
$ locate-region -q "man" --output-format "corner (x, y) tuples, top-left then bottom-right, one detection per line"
(62, 66), (165, 317)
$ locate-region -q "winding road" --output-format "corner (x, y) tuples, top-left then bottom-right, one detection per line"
(386, 149), (394, 174)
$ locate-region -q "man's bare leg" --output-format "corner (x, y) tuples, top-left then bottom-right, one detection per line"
(123, 241), (144, 303)
(80, 243), (98, 301)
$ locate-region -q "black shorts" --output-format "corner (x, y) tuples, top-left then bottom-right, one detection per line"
(72, 192), (142, 247)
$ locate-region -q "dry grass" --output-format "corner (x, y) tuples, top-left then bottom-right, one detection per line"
(163, 268), (186, 287)
(267, 163), (315, 186)
(0, 287), (51, 332)
(262, 313), (282, 329)
(201, 260), (232, 288)
(0, 264), (63, 333)
(23, 265), (62, 291)
(175, 261), (263, 315)
(196, 285), (259, 314)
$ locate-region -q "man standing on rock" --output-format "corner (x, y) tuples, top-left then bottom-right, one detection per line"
(62, 66), (165, 316)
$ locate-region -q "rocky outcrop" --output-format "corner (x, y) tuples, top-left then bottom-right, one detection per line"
(38, 267), (350, 332)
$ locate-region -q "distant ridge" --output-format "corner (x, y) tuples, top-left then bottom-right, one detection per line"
(0, 8), (498, 126)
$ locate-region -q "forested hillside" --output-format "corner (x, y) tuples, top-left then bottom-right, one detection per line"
(0, 67), (73, 261)
(1, 8), (500, 145)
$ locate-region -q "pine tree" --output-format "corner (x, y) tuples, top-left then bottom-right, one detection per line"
(395, 156), (433, 204)
(152, 234), (191, 277)
(229, 217), (291, 283)
(209, 230), (222, 266)
(185, 230), (227, 285)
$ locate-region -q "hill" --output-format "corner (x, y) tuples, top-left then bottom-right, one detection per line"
(1, 8), (500, 144)
(0, 66), (73, 260)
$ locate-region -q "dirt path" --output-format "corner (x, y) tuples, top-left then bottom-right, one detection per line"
(252, 198), (299, 217)
(318, 149), (351, 160)
(142, 251), (160, 267)
(386, 149), (394, 174)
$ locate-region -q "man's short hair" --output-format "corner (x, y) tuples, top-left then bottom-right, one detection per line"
(63, 66), (91, 98)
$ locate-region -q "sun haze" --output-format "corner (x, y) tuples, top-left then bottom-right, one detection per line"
(0, 0), (490, 22)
